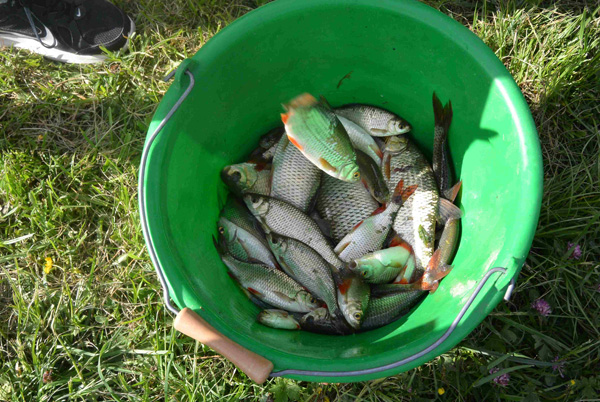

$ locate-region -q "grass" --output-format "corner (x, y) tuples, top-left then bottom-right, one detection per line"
(0, 0), (599, 400)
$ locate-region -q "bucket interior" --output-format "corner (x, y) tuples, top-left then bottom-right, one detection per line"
(142, 0), (541, 381)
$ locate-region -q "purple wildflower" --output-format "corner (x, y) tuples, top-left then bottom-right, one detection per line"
(552, 356), (565, 378)
(489, 367), (510, 386)
(567, 242), (582, 260)
(531, 299), (552, 316)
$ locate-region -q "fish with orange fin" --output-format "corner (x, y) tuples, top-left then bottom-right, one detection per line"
(348, 236), (416, 284)
(335, 268), (370, 329)
(334, 179), (417, 263)
(281, 93), (360, 182)
(361, 249), (453, 330)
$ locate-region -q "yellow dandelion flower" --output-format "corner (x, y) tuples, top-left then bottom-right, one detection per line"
(44, 257), (53, 274)
(438, 387), (445, 395)
(570, 380), (575, 386)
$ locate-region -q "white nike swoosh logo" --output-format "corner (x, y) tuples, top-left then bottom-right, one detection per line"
(38, 22), (57, 47)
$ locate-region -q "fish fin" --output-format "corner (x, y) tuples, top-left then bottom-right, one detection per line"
(418, 249), (453, 293)
(287, 133), (304, 151)
(337, 278), (353, 295)
(444, 180), (462, 202)
(389, 236), (413, 254)
(391, 180), (417, 204)
(280, 112), (289, 124)
(318, 157), (338, 173)
(383, 153), (391, 180)
(319, 95), (333, 110)
(361, 179), (369, 190)
(438, 198), (463, 223)
(334, 238), (352, 254)
(370, 205), (386, 216)
(370, 144), (384, 160)
(370, 128), (388, 134)
(272, 291), (295, 302)
(247, 287), (262, 296)
(402, 185), (418, 202)
(418, 225), (433, 247)
(288, 93), (318, 109)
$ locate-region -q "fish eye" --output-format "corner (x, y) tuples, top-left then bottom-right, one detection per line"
(353, 312), (362, 320)
(361, 271), (367, 276)
(230, 171), (241, 182)
(218, 226), (225, 234)
(272, 237), (278, 244)
(353, 171), (360, 179)
(251, 196), (259, 203)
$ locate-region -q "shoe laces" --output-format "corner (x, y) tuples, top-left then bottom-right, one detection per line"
(21, 0), (82, 48)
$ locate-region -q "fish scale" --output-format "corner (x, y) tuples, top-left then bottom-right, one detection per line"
(270, 135), (321, 212)
(361, 288), (425, 330)
(221, 254), (319, 313)
(385, 141), (439, 271)
(244, 194), (345, 271)
(316, 174), (379, 243)
(267, 234), (339, 317)
(335, 104), (411, 137)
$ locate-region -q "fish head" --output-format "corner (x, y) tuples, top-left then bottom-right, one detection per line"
(299, 307), (329, 325)
(338, 162), (361, 183)
(266, 233), (288, 256)
(217, 218), (237, 243)
(258, 309), (300, 330)
(347, 260), (374, 280)
(221, 163), (258, 193)
(388, 117), (412, 135)
(296, 290), (321, 311)
(338, 275), (369, 329)
(384, 136), (408, 153)
(243, 193), (270, 219)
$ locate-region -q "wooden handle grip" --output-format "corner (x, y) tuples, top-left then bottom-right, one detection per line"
(174, 307), (274, 384)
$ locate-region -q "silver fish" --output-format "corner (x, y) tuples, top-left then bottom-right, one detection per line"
(337, 115), (383, 163)
(270, 134), (321, 212)
(300, 308), (354, 335)
(383, 136), (439, 271)
(244, 194), (344, 271)
(219, 198), (279, 270)
(248, 127), (284, 164)
(220, 252), (320, 313)
(336, 270), (370, 329)
(335, 104), (412, 137)
(221, 162), (271, 196)
(267, 233), (339, 317)
(361, 285), (424, 330)
(334, 180), (417, 262)
(316, 173), (379, 243)
(257, 309), (301, 330)
(218, 217), (279, 270)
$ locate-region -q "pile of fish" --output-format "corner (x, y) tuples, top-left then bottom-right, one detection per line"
(215, 93), (462, 334)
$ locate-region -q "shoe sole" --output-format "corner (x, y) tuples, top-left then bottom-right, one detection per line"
(0, 16), (136, 64)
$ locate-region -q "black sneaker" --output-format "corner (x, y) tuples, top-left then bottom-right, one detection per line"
(0, 0), (135, 64)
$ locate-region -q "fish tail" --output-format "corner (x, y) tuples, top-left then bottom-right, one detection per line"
(371, 144), (384, 160)
(433, 92), (453, 134)
(287, 93), (318, 109)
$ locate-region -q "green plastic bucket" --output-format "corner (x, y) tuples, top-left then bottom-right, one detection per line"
(139, 0), (543, 383)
